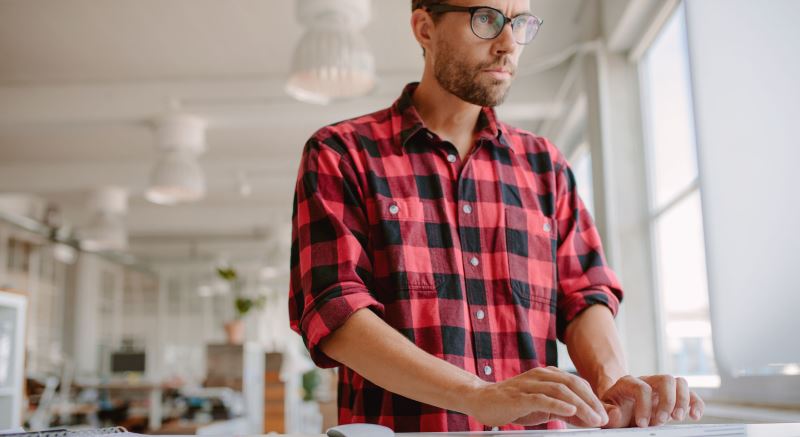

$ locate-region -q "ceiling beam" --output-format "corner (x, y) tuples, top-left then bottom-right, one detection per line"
(604, 0), (678, 55)
(0, 74), (565, 130)
(0, 158), (297, 196)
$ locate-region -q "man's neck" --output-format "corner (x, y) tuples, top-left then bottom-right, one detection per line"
(411, 74), (483, 159)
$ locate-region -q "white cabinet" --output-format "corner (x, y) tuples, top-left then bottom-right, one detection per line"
(0, 290), (27, 429)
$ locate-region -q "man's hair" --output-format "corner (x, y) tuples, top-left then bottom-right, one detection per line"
(412, 0), (445, 11)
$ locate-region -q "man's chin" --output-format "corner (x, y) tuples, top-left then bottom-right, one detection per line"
(482, 87), (511, 107)
(473, 95), (506, 108)
(447, 79), (511, 107)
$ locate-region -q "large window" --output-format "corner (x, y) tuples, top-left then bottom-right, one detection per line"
(639, 3), (718, 387)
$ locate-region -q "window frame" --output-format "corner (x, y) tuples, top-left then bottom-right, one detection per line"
(636, 0), (718, 388)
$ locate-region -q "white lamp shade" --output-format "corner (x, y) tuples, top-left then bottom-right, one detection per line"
(286, 28), (376, 104)
(88, 186), (128, 215)
(80, 212), (127, 252)
(294, 0), (372, 30)
(145, 151), (206, 205)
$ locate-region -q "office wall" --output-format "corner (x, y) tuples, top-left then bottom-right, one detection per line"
(684, 0), (800, 403)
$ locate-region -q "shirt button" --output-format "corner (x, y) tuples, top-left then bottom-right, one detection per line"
(388, 204), (400, 215)
(469, 256), (479, 267)
(484, 365), (493, 376)
(462, 204), (472, 214)
(543, 222), (552, 232)
(447, 154), (457, 163)
(476, 310), (485, 320)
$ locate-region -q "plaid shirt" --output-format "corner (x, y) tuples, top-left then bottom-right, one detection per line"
(289, 83), (623, 432)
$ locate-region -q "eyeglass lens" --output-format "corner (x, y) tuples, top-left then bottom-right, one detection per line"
(471, 7), (540, 44)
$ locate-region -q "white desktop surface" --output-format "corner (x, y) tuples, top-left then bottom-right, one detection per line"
(260, 423), (800, 437)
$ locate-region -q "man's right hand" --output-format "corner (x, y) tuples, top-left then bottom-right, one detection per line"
(464, 366), (609, 428)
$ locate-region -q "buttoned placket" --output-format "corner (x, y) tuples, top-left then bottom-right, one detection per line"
(444, 139), (497, 389)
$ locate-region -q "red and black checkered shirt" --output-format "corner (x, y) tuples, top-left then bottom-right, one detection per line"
(288, 83), (623, 432)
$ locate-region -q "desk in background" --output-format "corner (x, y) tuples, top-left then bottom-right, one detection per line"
(76, 381), (174, 430)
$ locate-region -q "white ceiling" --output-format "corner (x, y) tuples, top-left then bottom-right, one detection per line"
(0, 1), (593, 83)
(0, 0), (608, 262)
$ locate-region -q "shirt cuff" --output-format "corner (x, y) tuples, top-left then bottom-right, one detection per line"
(556, 286), (621, 343)
(299, 284), (385, 368)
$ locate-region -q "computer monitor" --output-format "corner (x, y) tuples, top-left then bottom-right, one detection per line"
(110, 351), (146, 373)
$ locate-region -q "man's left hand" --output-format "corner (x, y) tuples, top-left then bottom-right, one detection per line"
(599, 375), (705, 428)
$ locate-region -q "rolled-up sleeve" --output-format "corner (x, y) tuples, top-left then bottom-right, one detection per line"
(551, 149), (623, 342)
(288, 134), (384, 368)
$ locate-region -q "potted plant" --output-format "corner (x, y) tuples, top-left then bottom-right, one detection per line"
(302, 368), (321, 401)
(217, 265), (266, 344)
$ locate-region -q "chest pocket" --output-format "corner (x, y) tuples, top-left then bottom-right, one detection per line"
(504, 206), (557, 307)
(366, 197), (446, 294)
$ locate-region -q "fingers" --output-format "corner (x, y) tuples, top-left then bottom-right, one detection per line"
(601, 375), (706, 428)
(646, 375), (676, 426)
(542, 367), (608, 424)
(617, 375), (653, 428)
(531, 381), (604, 427)
(553, 413), (604, 429)
(512, 393), (577, 426)
(689, 391), (705, 420)
(526, 392), (578, 418)
(672, 377), (690, 421)
(494, 370), (705, 429)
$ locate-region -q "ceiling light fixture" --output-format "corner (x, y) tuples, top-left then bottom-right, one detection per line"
(80, 186), (128, 252)
(145, 114), (207, 205)
(286, 0), (376, 104)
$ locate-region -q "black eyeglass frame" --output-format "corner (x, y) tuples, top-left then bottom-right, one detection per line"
(425, 4), (543, 45)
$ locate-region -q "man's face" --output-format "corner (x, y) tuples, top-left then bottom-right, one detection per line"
(429, 0), (530, 107)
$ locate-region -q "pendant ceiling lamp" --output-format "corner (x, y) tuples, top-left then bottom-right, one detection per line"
(286, 0), (376, 105)
(145, 114), (207, 205)
(80, 186), (128, 252)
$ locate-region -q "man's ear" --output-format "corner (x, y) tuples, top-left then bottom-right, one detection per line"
(410, 9), (434, 56)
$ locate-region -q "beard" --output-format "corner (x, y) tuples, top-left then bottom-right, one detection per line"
(433, 38), (516, 107)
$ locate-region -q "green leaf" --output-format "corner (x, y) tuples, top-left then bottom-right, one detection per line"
(217, 267), (238, 281)
(235, 297), (253, 317)
(302, 369), (321, 401)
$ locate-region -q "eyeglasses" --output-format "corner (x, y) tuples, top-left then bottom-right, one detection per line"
(426, 4), (543, 45)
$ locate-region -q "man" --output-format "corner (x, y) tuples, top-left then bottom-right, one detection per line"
(289, 0), (705, 432)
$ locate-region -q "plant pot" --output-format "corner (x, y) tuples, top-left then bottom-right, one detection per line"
(224, 319), (244, 344)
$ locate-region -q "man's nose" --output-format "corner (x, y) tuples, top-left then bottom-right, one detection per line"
(492, 22), (517, 55)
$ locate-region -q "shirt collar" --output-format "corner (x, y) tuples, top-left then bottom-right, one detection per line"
(391, 82), (509, 154)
